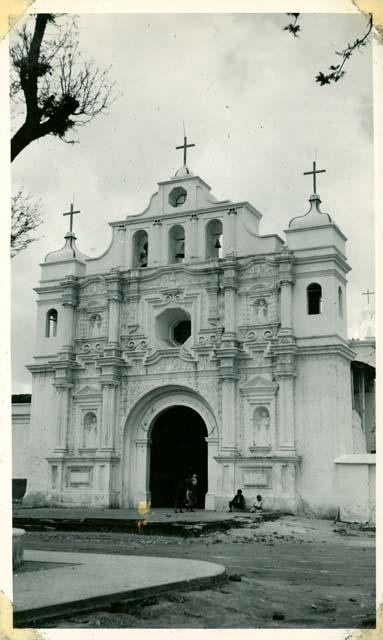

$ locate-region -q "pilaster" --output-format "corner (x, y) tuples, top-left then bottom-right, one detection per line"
(222, 259), (238, 341)
(105, 268), (123, 348)
(151, 218), (163, 267)
(273, 337), (298, 452)
(225, 207), (237, 256)
(52, 383), (73, 452)
(275, 245), (295, 335)
(100, 381), (119, 451)
(60, 275), (79, 354)
(187, 213), (199, 261)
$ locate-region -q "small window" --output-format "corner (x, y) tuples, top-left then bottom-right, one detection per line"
(46, 309), (58, 337)
(338, 286), (343, 317)
(307, 283), (322, 315)
(173, 320), (191, 345)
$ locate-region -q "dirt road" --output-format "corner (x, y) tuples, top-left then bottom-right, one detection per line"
(22, 516), (375, 628)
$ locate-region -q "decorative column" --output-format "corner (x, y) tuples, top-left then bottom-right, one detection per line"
(105, 268), (122, 347)
(274, 345), (297, 451)
(188, 213), (199, 261)
(151, 218), (162, 267)
(220, 374), (239, 452)
(134, 438), (151, 505)
(117, 224), (127, 269)
(53, 383), (72, 452)
(222, 260), (238, 340)
(225, 207), (237, 256)
(276, 245), (295, 334)
(60, 275), (79, 353)
(100, 382), (118, 450)
(276, 374), (295, 449)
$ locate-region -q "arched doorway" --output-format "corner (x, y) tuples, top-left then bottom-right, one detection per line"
(149, 406), (208, 508)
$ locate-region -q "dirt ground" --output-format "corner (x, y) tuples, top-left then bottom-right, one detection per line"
(23, 515), (376, 629)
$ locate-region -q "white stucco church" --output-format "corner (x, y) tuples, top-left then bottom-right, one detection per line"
(13, 142), (376, 518)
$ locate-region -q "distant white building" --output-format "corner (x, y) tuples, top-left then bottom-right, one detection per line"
(12, 154), (375, 518)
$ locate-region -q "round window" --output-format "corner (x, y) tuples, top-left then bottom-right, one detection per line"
(169, 186), (187, 208)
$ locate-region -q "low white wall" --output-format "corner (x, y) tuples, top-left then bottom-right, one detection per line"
(334, 454), (376, 524)
(12, 403), (31, 478)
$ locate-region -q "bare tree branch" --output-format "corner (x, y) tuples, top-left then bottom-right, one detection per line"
(10, 13), (119, 161)
(11, 189), (43, 257)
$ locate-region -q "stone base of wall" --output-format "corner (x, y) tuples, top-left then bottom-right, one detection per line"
(335, 454), (376, 524)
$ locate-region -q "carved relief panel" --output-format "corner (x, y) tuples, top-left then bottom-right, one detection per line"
(239, 375), (278, 454)
(72, 385), (102, 453)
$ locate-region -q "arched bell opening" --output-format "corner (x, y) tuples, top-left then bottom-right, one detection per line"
(206, 219), (223, 259)
(133, 229), (149, 268)
(169, 224), (185, 264)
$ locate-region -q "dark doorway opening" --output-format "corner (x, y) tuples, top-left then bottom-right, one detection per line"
(149, 406), (208, 508)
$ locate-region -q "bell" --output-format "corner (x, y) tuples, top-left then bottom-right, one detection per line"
(214, 238), (221, 249)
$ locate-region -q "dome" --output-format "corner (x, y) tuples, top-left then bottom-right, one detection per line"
(45, 232), (89, 263)
(289, 194), (332, 230)
(173, 165), (194, 179)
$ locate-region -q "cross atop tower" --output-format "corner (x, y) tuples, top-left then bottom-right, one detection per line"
(303, 160), (326, 194)
(176, 135), (195, 166)
(362, 288), (375, 304)
(63, 202), (80, 234)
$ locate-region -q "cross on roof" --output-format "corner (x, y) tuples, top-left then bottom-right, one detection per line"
(362, 288), (375, 304)
(176, 135), (195, 166)
(303, 160), (326, 194)
(63, 202), (80, 234)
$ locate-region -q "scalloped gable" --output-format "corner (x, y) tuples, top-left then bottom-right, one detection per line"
(239, 375), (278, 394)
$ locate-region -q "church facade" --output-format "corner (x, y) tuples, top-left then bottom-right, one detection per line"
(24, 156), (356, 517)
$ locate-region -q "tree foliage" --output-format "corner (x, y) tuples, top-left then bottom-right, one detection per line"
(10, 13), (118, 161)
(11, 189), (42, 257)
(283, 13), (373, 85)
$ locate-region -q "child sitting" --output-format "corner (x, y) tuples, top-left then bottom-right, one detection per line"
(250, 494), (263, 512)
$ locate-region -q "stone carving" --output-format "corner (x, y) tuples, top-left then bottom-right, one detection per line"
(253, 406), (271, 447)
(89, 313), (102, 338)
(83, 411), (98, 448)
(83, 280), (106, 296)
(161, 290), (184, 304)
(243, 262), (276, 278)
(136, 391), (218, 439)
(144, 357), (195, 374)
(253, 298), (268, 323)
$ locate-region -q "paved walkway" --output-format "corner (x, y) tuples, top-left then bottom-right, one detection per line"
(13, 507), (240, 522)
(13, 549), (225, 626)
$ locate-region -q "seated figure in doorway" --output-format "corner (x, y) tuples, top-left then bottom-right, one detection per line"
(229, 489), (246, 512)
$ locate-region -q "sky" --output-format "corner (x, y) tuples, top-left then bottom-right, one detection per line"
(9, 11), (375, 393)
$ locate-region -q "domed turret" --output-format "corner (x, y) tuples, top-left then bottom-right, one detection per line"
(288, 193), (332, 230)
(45, 232), (88, 263)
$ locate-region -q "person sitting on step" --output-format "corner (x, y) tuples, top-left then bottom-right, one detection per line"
(229, 489), (246, 512)
(250, 494), (264, 512)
